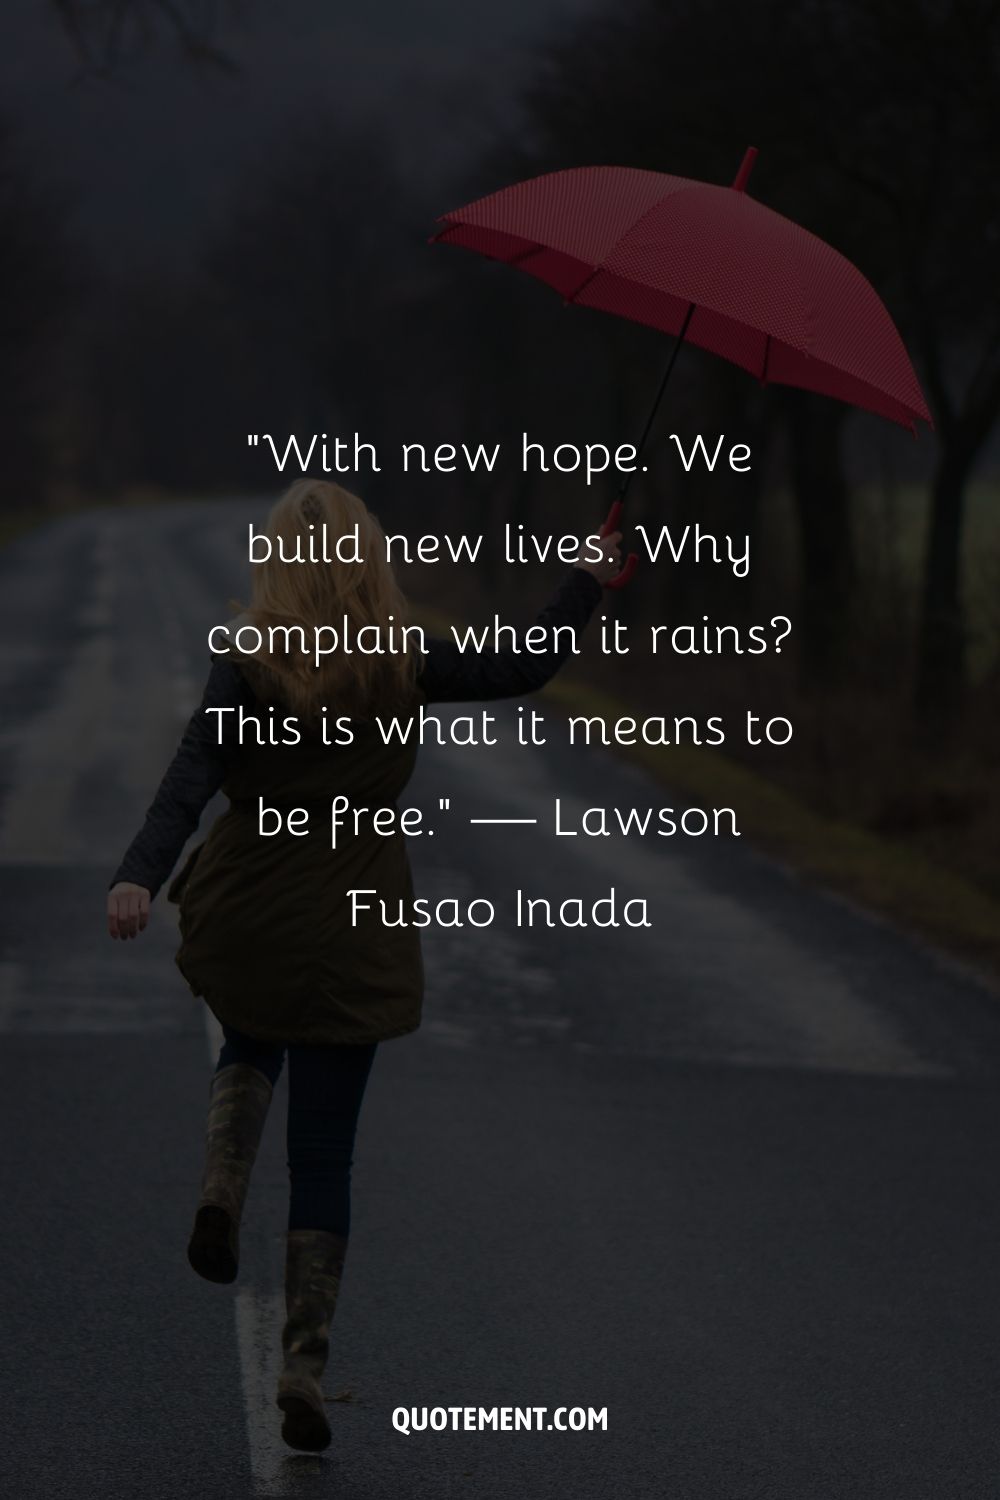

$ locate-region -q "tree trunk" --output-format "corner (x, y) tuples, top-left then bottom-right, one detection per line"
(913, 446), (972, 742)
(785, 394), (855, 689)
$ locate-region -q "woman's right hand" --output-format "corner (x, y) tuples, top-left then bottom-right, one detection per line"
(107, 882), (151, 940)
(575, 531), (623, 586)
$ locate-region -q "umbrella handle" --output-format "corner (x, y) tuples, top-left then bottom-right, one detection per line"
(599, 500), (638, 589)
(600, 299), (693, 588)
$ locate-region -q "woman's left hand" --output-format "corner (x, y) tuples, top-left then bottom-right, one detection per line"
(107, 882), (151, 940)
(575, 531), (623, 586)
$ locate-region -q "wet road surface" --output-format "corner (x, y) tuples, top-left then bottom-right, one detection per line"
(2, 501), (1000, 1499)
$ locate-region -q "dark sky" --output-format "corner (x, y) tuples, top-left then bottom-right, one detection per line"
(1, 0), (599, 273)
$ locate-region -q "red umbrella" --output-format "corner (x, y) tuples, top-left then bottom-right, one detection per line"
(432, 148), (931, 586)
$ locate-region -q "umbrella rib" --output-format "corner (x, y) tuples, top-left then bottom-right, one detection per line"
(433, 166), (930, 434)
(566, 264), (602, 303)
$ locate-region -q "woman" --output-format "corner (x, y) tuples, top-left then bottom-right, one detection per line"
(107, 478), (619, 1453)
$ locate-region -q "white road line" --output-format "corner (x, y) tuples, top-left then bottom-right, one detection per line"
(0, 630), (115, 863)
(200, 1006), (303, 1495)
(202, 1008), (224, 1060)
(236, 1290), (317, 1497)
(0, 515), (173, 865)
(78, 525), (115, 630)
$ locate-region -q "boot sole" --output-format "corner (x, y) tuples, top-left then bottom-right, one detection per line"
(187, 1205), (238, 1283)
(278, 1393), (331, 1452)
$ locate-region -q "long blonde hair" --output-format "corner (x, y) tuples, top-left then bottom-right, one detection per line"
(242, 478), (417, 718)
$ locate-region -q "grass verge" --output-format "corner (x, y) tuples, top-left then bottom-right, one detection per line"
(413, 601), (1000, 984)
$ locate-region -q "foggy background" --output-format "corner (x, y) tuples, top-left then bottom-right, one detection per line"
(4, 7), (1000, 1498)
(2, 0), (997, 950)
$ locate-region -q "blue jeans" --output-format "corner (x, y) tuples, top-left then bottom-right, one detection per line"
(216, 1024), (377, 1235)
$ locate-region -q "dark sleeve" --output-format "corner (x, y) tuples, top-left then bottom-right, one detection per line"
(418, 566), (603, 704)
(109, 658), (250, 899)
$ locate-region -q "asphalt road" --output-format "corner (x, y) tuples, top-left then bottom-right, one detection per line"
(2, 501), (1000, 1500)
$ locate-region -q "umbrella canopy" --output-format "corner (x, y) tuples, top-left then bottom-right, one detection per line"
(432, 149), (931, 433)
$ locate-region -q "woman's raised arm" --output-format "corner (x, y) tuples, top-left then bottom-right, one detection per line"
(108, 658), (250, 930)
(418, 545), (617, 704)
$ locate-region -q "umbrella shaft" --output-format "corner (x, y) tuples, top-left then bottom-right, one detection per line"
(618, 302), (695, 505)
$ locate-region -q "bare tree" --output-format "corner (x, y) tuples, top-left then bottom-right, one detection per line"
(0, 119), (80, 506)
(50, 0), (245, 74)
(500, 0), (1000, 722)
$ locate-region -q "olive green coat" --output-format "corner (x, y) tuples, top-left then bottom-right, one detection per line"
(172, 689), (423, 1046)
(111, 568), (602, 1048)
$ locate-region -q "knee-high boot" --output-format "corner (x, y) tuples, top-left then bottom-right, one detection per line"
(187, 1063), (273, 1284)
(276, 1229), (348, 1452)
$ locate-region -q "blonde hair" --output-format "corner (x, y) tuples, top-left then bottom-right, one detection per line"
(242, 478), (417, 718)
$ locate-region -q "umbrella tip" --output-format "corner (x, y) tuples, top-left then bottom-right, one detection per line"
(732, 146), (758, 192)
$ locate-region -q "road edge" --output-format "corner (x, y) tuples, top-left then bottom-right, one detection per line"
(412, 601), (1000, 986)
